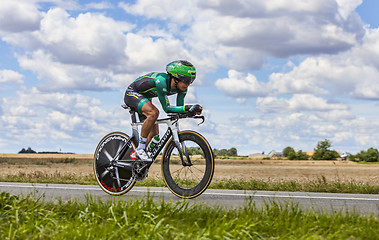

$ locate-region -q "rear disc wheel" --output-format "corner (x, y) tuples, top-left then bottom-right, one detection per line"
(94, 132), (136, 195)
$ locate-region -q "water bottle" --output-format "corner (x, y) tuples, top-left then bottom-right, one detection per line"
(148, 135), (160, 151)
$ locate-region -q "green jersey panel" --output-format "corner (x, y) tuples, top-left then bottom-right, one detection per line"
(130, 72), (187, 113)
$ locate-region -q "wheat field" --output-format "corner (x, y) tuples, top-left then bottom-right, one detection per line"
(1, 154), (378, 184)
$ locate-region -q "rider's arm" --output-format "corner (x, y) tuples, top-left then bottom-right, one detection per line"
(176, 90), (186, 106)
(155, 76), (186, 113)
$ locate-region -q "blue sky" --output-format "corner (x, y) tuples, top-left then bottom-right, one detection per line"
(1, 0), (379, 155)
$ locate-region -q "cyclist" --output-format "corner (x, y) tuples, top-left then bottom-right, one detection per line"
(124, 60), (203, 162)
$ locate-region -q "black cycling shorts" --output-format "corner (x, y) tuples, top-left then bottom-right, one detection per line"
(124, 90), (150, 121)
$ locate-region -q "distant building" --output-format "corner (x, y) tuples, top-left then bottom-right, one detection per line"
(340, 152), (351, 159)
(306, 151), (315, 157)
(248, 153), (267, 159)
(268, 150), (283, 158)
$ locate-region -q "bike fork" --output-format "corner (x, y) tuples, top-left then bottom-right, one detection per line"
(171, 123), (192, 166)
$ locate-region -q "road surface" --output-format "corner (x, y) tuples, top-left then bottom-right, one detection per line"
(0, 182), (378, 215)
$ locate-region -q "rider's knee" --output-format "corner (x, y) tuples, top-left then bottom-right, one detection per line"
(144, 106), (159, 120)
(151, 108), (159, 119)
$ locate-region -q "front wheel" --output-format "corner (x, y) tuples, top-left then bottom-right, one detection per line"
(162, 131), (215, 199)
(94, 132), (136, 195)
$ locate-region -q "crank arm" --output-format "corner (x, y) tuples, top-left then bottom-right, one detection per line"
(113, 162), (133, 171)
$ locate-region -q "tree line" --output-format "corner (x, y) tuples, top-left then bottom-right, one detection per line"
(19, 147), (239, 157)
(18, 147), (70, 154)
(186, 147), (238, 157)
(19, 141), (379, 162)
(18, 147), (36, 153)
(283, 139), (379, 162)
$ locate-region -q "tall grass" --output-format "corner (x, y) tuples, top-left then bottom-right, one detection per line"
(1, 173), (379, 194)
(210, 177), (379, 194)
(0, 192), (378, 239)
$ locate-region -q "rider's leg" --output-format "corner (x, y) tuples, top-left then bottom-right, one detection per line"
(138, 102), (159, 150)
(146, 124), (159, 146)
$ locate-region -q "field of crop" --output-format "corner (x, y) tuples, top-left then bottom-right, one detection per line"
(0, 154), (379, 193)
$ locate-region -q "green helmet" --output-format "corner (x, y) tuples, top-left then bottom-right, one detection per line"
(166, 60), (196, 85)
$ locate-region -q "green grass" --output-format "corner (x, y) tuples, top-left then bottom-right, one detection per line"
(210, 177), (379, 194)
(1, 174), (379, 194)
(0, 192), (378, 239)
(358, 161), (379, 165)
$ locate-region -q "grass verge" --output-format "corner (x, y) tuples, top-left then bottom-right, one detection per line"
(0, 173), (378, 194)
(1, 192), (378, 239)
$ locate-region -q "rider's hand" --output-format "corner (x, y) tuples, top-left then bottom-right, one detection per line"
(185, 104), (202, 116)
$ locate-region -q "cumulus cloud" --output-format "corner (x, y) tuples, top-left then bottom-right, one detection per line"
(1, 0), (368, 94)
(18, 50), (119, 91)
(0, 6), (136, 91)
(118, 0), (364, 73)
(266, 28), (379, 99)
(1, 5), (197, 91)
(0, 69), (24, 84)
(237, 109), (377, 154)
(124, 33), (192, 72)
(119, 1), (196, 24)
(192, 0), (363, 61)
(215, 70), (269, 99)
(0, 0), (42, 32)
(0, 87), (130, 152)
(84, 1), (114, 10)
(256, 94), (348, 113)
(35, 8), (133, 68)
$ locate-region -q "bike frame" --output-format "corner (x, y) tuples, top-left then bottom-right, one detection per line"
(116, 104), (202, 166)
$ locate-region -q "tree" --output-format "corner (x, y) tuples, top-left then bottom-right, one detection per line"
(365, 148), (379, 162)
(288, 150), (308, 160)
(283, 146), (295, 157)
(213, 148), (238, 157)
(18, 147), (36, 153)
(312, 139), (339, 160)
(351, 148), (379, 162)
(187, 147), (203, 155)
(228, 148), (238, 156)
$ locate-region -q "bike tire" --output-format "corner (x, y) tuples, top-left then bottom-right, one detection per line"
(93, 132), (136, 195)
(162, 130), (214, 199)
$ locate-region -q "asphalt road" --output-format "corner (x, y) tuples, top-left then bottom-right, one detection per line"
(1, 182), (378, 215)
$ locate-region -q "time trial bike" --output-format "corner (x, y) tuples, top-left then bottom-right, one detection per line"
(93, 104), (215, 199)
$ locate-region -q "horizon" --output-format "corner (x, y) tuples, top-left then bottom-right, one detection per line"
(1, 0), (379, 155)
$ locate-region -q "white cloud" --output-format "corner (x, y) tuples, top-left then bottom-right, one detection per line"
(2, 5), (197, 91)
(215, 70), (269, 99)
(336, 0), (362, 20)
(119, 1), (196, 24)
(0, 0), (42, 32)
(0, 87), (130, 152)
(124, 33), (192, 72)
(18, 50), (118, 91)
(1, 0), (368, 95)
(85, 1), (114, 10)
(35, 8), (133, 68)
(193, 0), (362, 58)
(236, 110), (378, 154)
(266, 28), (379, 99)
(117, 0), (364, 73)
(257, 94), (348, 113)
(0, 69), (24, 84)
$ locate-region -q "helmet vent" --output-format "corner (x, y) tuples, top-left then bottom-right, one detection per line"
(180, 60), (193, 67)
